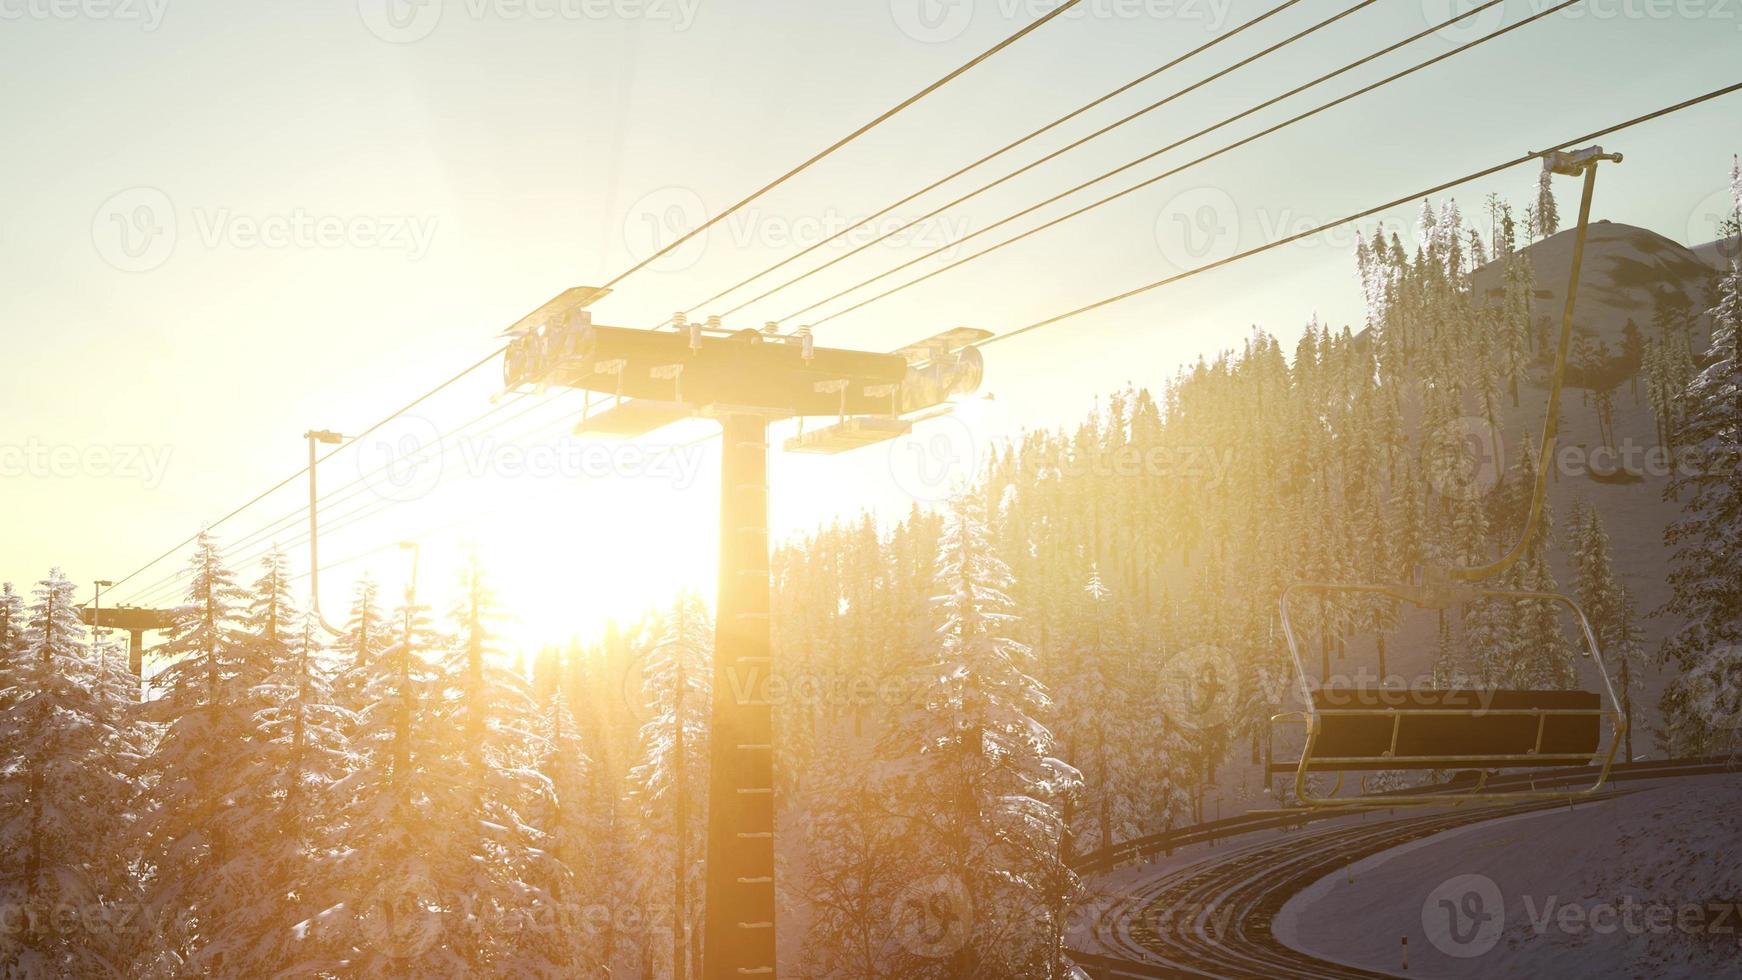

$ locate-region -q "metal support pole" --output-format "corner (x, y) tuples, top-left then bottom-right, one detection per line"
(128, 629), (144, 679)
(703, 413), (778, 979)
(305, 429), (346, 634)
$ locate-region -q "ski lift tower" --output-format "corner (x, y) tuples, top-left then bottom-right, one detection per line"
(498, 287), (988, 980)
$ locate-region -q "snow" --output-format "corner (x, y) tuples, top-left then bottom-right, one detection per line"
(1274, 773), (1742, 978)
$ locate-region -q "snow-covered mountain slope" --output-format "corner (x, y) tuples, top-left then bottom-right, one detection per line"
(1691, 234), (1740, 270)
(1384, 221), (1718, 749)
(1274, 773), (1742, 978)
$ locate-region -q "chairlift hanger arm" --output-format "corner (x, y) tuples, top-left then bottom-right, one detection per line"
(1448, 147), (1621, 583)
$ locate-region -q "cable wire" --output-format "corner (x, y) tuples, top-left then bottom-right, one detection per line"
(792, 0), (1528, 327)
(977, 81), (1742, 349)
(662, 0), (1310, 325)
(617, 0), (1089, 292)
(726, 0), (1387, 325)
(120, 391), (583, 606)
(105, 6), (1087, 594)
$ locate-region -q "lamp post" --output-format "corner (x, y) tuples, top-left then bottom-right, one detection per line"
(93, 579), (114, 667)
(304, 429), (346, 634)
(391, 540), (421, 779)
(398, 540), (420, 606)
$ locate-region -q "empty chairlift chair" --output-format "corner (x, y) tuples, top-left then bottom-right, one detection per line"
(1267, 145), (1630, 808)
(1272, 581), (1625, 808)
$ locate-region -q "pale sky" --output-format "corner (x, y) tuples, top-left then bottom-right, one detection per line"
(2, 0), (1736, 642)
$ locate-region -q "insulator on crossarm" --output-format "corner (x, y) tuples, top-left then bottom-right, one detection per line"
(763, 321), (779, 336)
(707, 315), (722, 331)
(673, 311), (687, 329)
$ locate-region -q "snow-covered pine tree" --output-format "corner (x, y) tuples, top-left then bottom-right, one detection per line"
(1490, 452), (1575, 690)
(1534, 169), (1560, 239)
(520, 680), (608, 974)
(139, 532), (265, 971)
(334, 575), (390, 713)
(877, 491), (1081, 978)
(314, 588), (472, 975)
(1051, 567), (1175, 855)
(627, 590), (712, 980)
(0, 569), (143, 977)
(434, 555), (554, 975)
(201, 561), (354, 976)
(1659, 157), (1742, 754)
(1502, 247), (1537, 404)
(0, 584), (24, 715)
(800, 734), (912, 980)
(1568, 501), (1643, 760)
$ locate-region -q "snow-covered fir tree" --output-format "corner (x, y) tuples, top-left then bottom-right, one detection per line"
(800, 731), (917, 980)
(0, 570), (142, 977)
(1660, 157), (1742, 755)
(204, 552), (354, 975)
(520, 679), (609, 974)
(334, 575), (391, 713)
(876, 491), (1081, 978)
(432, 555), (555, 974)
(1568, 501), (1644, 760)
(1533, 169), (1560, 239)
(0, 585), (25, 716)
(139, 532), (265, 973)
(314, 589), (468, 975)
(627, 590), (712, 980)
(1051, 567), (1186, 854)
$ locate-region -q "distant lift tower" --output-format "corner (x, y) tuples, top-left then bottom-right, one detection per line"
(499, 287), (987, 980)
(75, 604), (175, 680)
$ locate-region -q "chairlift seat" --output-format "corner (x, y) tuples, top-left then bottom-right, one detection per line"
(1304, 687), (1602, 772)
(783, 416), (913, 454)
(575, 399), (691, 438)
